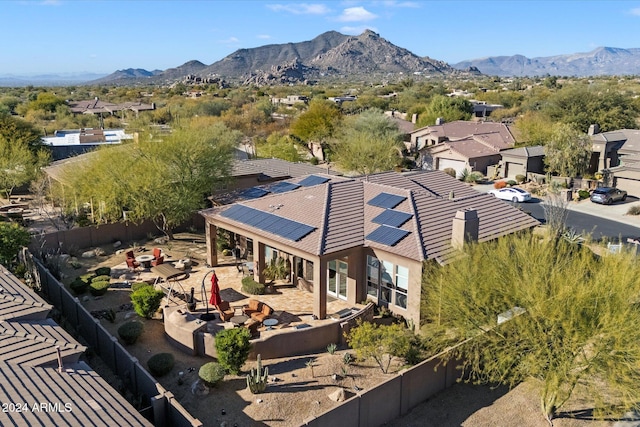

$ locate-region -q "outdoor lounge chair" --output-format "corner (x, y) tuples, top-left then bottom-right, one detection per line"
(152, 247), (162, 260)
(126, 257), (141, 272)
(242, 299), (262, 317)
(215, 300), (234, 322)
(125, 250), (135, 260)
(151, 255), (164, 267)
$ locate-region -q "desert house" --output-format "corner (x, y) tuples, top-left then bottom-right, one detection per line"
(201, 170), (539, 328)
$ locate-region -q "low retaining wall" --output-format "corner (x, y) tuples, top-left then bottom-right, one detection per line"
(34, 259), (202, 427)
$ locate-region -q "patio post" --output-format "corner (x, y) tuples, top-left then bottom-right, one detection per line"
(313, 258), (327, 319)
(205, 222), (218, 267)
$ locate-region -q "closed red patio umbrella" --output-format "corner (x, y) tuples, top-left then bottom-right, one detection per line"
(209, 270), (222, 306)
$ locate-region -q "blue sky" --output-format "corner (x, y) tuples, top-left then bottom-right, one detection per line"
(3, 0), (640, 75)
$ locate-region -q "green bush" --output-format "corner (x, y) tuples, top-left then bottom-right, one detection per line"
(578, 189), (590, 200)
(92, 275), (111, 283)
(94, 267), (111, 276)
(241, 276), (265, 295)
(80, 273), (95, 283)
(147, 353), (175, 376)
(627, 205), (640, 216)
(89, 280), (110, 296)
(309, 157), (319, 165)
(118, 321), (144, 344)
(215, 327), (251, 375)
(506, 180), (517, 186)
(442, 167), (456, 178)
(515, 174), (526, 184)
(131, 286), (164, 319)
(198, 362), (226, 387)
(131, 282), (151, 292)
(70, 277), (89, 295)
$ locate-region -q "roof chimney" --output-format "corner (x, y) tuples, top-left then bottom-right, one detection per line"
(588, 124), (600, 136)
(451, 209), (479, 249)
(435, 117), (445, 125)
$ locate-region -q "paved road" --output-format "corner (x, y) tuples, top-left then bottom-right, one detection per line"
(473, 184), (640, 243)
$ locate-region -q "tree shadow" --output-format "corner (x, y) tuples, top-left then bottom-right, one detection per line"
(555, 406), (640, 422)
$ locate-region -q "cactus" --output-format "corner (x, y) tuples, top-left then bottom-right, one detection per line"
(246, 354), (269, 394)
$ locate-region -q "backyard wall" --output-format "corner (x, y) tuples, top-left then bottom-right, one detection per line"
(34, 258), (203, 427)
(303, 348), (463, 427)
(29, 214), (204, 253)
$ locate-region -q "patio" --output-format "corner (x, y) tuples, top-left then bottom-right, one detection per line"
(108, 250), (369, 359)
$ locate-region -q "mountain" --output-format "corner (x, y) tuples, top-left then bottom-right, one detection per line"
(207, 30), (470, 84)
(453, 47), (640, 77)
(0, 72), (108, 87)
(87, 30), (476, 86)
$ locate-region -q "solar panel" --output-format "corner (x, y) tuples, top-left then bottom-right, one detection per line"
(366, 225), (410, 246)
(367, 192), (406, 209)
(239, 187), (269, 199)
(221, 205), (316, 241)
(298, 175), (330, 187)
(372, 209), (412, 227)
(269, 181), (301, 193)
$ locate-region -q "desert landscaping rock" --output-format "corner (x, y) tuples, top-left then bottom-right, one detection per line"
(328, 388), (345, 402)
(81, 250), (96, 258)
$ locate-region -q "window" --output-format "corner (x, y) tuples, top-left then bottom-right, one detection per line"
(395, 265), (408, 309)
(380, 260), (394, 304)
(366, 256), (379, 297)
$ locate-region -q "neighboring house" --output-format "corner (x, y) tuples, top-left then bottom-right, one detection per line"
(605, 129), (640, 196)
(270, 95), (309, 106)
(42, 128), (133, 161)
(67, 98), (155, 116)
(496, 145), (545, 179)
(471, 101), (503, 119)
(410, 120), (516, 176)
(0, 265), (152, 426)
(200, 170), (539, 328)
(589, 124), (626, 172)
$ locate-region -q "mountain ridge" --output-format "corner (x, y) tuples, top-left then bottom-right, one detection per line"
(453, 47), (640, 76)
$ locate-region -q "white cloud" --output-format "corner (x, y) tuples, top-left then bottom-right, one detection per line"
(341, 25), (378, 35)
(337, 6), (377, 22)
(257, 34), (272, 40)
(380, 1), (420, 8)
(219, 37), (240, 44)
(267, 3), (330, 15)
(630, 7), (640, 16)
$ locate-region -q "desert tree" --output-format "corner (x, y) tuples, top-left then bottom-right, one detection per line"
(255, 132), (304, 163)
(328, 109), (404, 175)
(290, 99), (341, 156)
(415, 94), (473, 128)
(0, 222), (31, 269)
(59, 120), (239, 238)
(544, 123), (591, 177)
(421, 233), (640, 426)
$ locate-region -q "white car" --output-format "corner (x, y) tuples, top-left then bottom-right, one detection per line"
(489, 187), (532, 203)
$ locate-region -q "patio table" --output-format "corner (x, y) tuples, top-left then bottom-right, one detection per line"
(136, 254), (154, 268)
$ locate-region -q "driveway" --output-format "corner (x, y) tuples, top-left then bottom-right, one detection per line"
(473, 183), (640, 232)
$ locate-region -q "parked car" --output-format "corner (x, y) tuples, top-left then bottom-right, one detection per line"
(590, 187), (627, 205)
(488, 187), (532, 203)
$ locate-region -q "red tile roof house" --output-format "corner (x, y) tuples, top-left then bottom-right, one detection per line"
(200, 170), (539, 328)
(0, 265), (152, 427)
(410, 120), (516, 177)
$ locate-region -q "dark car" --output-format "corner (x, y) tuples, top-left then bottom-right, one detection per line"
(590, 187), (627, 205)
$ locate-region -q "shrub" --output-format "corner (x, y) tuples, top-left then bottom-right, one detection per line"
(131, 286), (164, 319)
(627, 205), (640, 216)
(118, 321), (144, 344)
(506, 180), (517, 186)
(241, 276), (265, 295)
(215, 327), (251, 375)
(494, 180), (507, 189)
(198, 362), (226, 387)
(578, 189), (590, 200)
(515, 174), (526, 184)
(147, 353), (175, 376)
(92, 275), (111, 283)
(69, 277), (89, 295)
(94, 267), (111, 277)
(309, 157), (319, 165)
(222, 249), (232, 256)
(80, 273), (95, 283)
(89, 280), (110, 296)
(131, 282), (151, 292)
(442, 167), (456, 178)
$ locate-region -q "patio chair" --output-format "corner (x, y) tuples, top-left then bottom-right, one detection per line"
(125, 250), (135, 260)
(250, 303), (273, 323)
(152, 247), (162, 260)
(126, 257), (141, 272)
(151, 255), (164, 267)
(242, 299), (262, 317)
(215, 301), (234, 322)
(244, 319), (260, 338)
